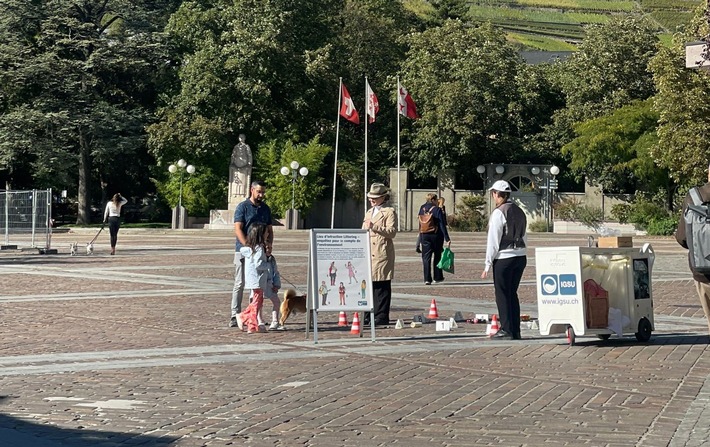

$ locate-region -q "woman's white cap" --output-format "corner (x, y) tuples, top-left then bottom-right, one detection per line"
(488, 180), (511, 192)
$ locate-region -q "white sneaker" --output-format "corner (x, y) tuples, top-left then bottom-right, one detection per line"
(269, 321), (279, 330)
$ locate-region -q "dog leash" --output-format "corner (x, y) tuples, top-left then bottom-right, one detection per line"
(88, 223), (105, 245)
(279, 273), (307, 296)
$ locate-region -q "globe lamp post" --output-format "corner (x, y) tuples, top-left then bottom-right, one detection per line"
(280, 161), (309, 229)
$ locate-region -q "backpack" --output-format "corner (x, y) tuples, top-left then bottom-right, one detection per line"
(418, 206), (437, 234)
(685, 187), (710, 274)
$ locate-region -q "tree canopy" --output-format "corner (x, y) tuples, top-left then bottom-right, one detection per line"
(562, 99), (663, 194)
(0, 0), (178, 223)
(650, 7), (710, 190)
(1, 2), (706, 222)
(401, 21), (523, 178)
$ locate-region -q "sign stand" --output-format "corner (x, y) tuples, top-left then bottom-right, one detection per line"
(307, 229), (375, 343)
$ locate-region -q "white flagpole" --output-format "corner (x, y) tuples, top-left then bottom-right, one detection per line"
(364, 76), (368, 214)
(332, 78), (342, 229)
(396, 77), (401, 232)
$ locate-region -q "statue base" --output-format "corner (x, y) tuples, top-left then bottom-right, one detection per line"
(207, 209), (234, 230)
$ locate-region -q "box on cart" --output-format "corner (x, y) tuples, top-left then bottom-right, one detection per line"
(597, 236), (633, 248)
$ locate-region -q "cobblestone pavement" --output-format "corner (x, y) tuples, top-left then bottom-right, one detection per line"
(0, 228), (708, 446)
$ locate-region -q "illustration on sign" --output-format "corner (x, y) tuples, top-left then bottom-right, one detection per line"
(310, 230), (373, 311)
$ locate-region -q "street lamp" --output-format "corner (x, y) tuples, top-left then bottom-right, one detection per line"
(280, 161), (308, 229)
(548, 165), (560, 229)
(529, 165), (559, 231)
(168, 159), (195, 229)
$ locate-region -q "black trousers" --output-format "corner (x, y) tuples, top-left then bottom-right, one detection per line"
(421, 233), (444, 283)
(492, 256), (527, 336)
(371, 280), (392, 325)
(108, 216), (121, 248)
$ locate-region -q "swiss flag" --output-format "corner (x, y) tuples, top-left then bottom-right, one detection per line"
(398, 85), (419, 119)
(366, 80), (379, 124)
(340, 83), (359, 124)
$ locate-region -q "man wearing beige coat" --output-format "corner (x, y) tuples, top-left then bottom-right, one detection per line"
(362, 183), (398, 327)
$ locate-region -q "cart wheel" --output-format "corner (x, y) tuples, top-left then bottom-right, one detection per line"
(596, 334), (611, 341)
(566, 326), (576, 346)
(635, 318), (652, 342)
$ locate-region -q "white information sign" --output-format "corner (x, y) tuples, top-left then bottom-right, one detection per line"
(308, 229), (375, 343)
(310, 229), (373, 311)
(535, 247), (585, 336)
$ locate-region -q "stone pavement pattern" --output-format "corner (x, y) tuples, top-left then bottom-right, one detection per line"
(0, 228), (708, 446)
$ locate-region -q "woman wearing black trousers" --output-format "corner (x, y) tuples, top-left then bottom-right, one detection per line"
(418, 194), (451, 285)
(481, 180), (527, 340)
(103, 193), (128, 255)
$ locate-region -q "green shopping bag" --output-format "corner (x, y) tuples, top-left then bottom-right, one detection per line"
(437, 247), (455, 274)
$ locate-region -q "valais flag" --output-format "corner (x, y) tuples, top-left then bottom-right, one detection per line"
(398, 85), (419, 119)
(340, 83), (359, 124)
(366, 80), (379, 124)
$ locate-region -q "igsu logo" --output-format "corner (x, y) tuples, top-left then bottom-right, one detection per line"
(540, 274), (577, 296)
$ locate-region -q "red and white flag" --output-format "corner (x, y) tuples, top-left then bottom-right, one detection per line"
(366, 80), (379, 124)
(340, 83), (359, 124)
(398, 85), (419, 119)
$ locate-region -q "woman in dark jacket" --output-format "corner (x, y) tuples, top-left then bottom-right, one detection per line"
(418, 194), (451, 285)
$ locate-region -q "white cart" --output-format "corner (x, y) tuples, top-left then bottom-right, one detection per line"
(536, 245), (654, 346)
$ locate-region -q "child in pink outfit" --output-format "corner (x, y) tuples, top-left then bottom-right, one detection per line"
(237, 224), (269, 334)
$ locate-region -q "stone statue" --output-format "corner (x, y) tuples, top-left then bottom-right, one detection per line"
(229, 134), (252, 208)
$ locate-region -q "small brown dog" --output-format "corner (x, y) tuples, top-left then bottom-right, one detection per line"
(279, 288), (308, 327)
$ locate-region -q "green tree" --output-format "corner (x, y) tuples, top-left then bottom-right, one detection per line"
(157, 168), (225, 217)
(330, 0), (416, 200)
(148, 0), (343, 211)
(430, 0), (469, 21)
(562, 99), (667, 195)
(150, 0), (417, 211)
(536, 15), (660, 185)
(252, 136), (331, 218)
(401, 20), (524, 178)
(0, 0), (178, 223)
(649, 7), (710, 192)
(558, 15), (659, 120)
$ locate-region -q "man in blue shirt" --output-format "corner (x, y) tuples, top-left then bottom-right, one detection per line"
(230, 180), (273, 327)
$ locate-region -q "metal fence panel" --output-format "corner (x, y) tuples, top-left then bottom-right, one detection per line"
(0, 189), (52, 250)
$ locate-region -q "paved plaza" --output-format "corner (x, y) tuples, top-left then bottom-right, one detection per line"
(0, 227), (709, 446)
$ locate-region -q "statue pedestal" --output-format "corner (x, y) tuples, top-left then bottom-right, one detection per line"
(207, 209), (234, 230)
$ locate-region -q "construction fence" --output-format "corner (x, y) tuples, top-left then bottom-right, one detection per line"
(0, 189), (52, 251)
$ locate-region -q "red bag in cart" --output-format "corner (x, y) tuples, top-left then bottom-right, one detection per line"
(584, 279), (609, 329)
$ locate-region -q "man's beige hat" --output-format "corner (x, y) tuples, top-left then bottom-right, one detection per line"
(366, 183), (389, 198)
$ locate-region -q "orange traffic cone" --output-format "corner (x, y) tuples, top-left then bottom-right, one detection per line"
(487, 314), (500, 336)
(338, 311), (348, 327)
(428, 299), (439, 319)
(350, 312), (361, 335)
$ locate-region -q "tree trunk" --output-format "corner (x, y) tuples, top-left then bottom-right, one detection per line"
(76, 133), (91, 225)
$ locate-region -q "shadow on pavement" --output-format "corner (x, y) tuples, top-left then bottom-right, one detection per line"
(0, 397), (178, 447)
(567, 333), (710, 347)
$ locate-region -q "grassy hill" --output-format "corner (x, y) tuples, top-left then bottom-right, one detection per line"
(404, 0), (703, 50)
